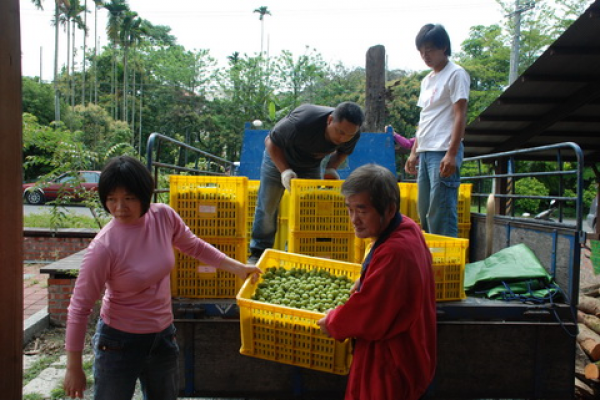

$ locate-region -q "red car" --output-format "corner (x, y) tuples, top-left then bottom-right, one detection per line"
(23, 171), (101, 205)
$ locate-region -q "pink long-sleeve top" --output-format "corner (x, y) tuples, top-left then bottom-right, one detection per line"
(66, 203), (226, 351)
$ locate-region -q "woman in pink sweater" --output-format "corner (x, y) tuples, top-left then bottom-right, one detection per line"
(63, 156), (261, 400)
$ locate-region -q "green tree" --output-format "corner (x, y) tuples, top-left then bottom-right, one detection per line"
(22, 77), (59, 125)
(273, 48), (327, 111)
(311, 63), (364, 107)
(22, 113), (82, 180)
(456, 24), (509, 122)
(385, 71), (423, 138)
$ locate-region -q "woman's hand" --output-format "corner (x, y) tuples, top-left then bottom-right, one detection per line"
(219, 257), (262, 282)
(239, 264), (262, 283)
(64, 352), (86, 399)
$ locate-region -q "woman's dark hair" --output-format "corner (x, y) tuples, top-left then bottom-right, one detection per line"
(341, 163), (400, 216)
(332, 101), (365, 127)
(99, 156), (154, 215)
(415, 24), (452, 56)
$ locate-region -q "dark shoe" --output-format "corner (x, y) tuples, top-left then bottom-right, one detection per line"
(247, 250), (263, 265)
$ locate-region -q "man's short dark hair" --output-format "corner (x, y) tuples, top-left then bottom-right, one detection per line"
(416, 24), (451, 56)
(341, 163), (400, 216)
(332, 101), (365, 127)
(99, 156), (154, 215)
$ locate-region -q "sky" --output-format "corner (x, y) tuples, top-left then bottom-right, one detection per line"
(19, 0), (507, 81)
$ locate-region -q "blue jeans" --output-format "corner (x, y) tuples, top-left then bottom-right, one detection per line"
(250, 151), (321, 253)
(93, 319), (179, 400)
(417, 143), (463, 237)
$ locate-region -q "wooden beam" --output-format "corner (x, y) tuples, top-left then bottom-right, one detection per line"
(492, 81), (600, 153)
(0, 0), (24, 398)
(519, 74), (597, 83)
(476, 115), (600, 123)
(549, 46), (600, 56)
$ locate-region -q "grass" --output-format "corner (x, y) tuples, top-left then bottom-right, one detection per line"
(23, 355), (60, 386)
(24, 212), (110, 229)
(23, 394), (45, 400)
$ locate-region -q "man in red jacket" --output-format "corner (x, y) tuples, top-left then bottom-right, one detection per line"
(318, 163), (437, 400)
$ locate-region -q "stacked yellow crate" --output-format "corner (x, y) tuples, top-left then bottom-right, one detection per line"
(398, 182), (472, 239)
(288, 179), (356, 262)
(246, 180), (260, 242)
(273, 190), (290, 251)
(246, 180), (290, 253)
(169, 175), (248, 298)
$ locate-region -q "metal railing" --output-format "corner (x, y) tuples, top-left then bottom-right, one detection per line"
(145, 132), (234, 201)
(462, 142), (585, 231)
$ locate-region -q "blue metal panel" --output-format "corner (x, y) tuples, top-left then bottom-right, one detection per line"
(237, 126), (397, 180)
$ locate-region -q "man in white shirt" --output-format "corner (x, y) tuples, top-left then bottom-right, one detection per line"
(405, 24), (470, 237)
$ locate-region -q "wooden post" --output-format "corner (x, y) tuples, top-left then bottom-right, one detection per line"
(0, 0), (24, 398)
(364, 45), (386, 133)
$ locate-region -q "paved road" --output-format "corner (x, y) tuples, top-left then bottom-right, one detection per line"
(23, 204), (95, 217)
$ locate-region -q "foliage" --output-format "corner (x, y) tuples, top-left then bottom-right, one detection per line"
(22, 113), (82, 180)
(515, 177), (549, 213)
(456, 24), (509, 122)
(385, 71), (423, 138)
(311, 63), (365, 109)
(22, 78), (59, 125)
(273, 48), (328, 110)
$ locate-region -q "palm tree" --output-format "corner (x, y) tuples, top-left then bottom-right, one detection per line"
(103, 0), (130, 120)
(52, 0), (71, 122)
(119, 11), (144, 122)
(64, 0), (86, 107)
(92, 0), (103, 105)
(253, 6), (271, 56)
(81, 0), (87, 105)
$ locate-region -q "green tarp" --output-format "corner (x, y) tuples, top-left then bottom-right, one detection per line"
(464, 243), (562, 302)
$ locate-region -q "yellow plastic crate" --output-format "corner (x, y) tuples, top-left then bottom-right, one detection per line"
(169, 175), (248, 238)
(171, 237), (247, 298)
(273, 191), (291, 251)
(288, 231), (356, 262)
(424, 233), (468, 301)
(352, 237), (373, 264)
(237, 249), (361, 375)
(397, 182), (472, 225)
(458, 222), (471, 239)
(289, 179), (353, 233)
(247, 180), (260, 240)
(458, 184), (472, 224)
(274, 217), (289, 251)
(399, 182), (420, 223)
(352, 233), (467, 301)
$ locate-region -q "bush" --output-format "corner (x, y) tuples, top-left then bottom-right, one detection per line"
(515, 177), (549, 214)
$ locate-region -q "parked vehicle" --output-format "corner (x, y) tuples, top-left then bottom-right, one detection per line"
(587, 195), (598, 231)
(22, 171), (100, 205)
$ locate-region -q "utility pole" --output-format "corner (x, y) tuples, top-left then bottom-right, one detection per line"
(509, 0), (535, 86)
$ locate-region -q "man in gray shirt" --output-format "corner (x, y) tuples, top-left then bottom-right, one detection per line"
(248, 101), (364, 264)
